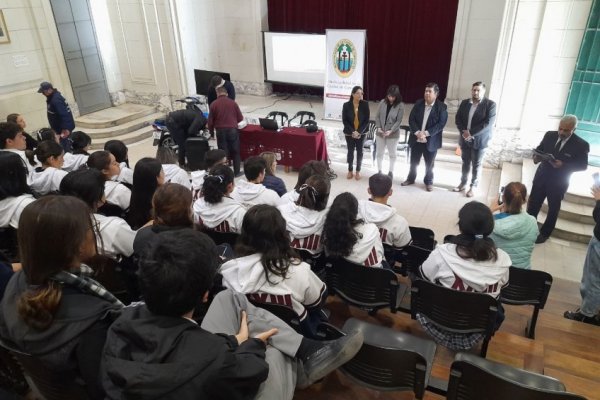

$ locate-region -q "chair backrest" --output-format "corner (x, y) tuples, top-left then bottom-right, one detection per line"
(325, 257), (403, 313)
(291, 111), (316, 125)
(366, 120), (377, 141)
(409, 226), (436, 250)
(447, 352), (587, 400)
(266, 111), (289, 126)
(301, 119), (318, 127)
(201, 229), (240, 247)
(341, 318), (436, 398)
(500, 267), (552, 308)
(393, 245), (432, 277)
(399, 124), (411, 144)
(248, 298), (302, 333)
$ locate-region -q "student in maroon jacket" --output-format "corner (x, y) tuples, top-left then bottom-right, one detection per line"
(208, 86), (244, 177)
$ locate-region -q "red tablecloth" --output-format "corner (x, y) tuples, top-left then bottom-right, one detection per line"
(240, 125), (329, 169)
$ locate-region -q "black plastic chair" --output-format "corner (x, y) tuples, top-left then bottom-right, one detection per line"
(248, 298), (303, 333)
(266, 111), (289, 127)
(340, 318), (437, 399)
(297, 250), (326, 280)
(410, 279), (499, 357)
(398, 124), (411, 162)
(288, 111), (316, 126)
(364, 120), (377, 162)
(392, 245), (432, 278)
(447, 352), (587, 400)
(324, 257), (408, 315)
(409, 226), (436, 250)
(201, 229), (240, 248)
(500, 267), (553, 339)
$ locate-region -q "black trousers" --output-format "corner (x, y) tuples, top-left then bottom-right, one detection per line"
(407, 142), (437, 185)
(345, 135), (365, 172)
(526, 174), (568, 237)
(460, 144), (486, 187)
(216, 128), (241, 175)
(166, 120), (187, 165)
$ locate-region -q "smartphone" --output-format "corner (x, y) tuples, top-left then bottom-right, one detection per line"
(497, 186), (505, 205)
(593, 172), (600, 187)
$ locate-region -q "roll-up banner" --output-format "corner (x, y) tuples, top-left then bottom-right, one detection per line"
(323, 29), (367, 121)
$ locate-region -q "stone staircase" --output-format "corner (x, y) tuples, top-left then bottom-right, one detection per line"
(75, 104), (164, 150)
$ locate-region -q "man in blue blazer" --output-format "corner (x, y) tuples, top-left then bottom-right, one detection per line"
(527, 115), (589, 243)
(401, 83), (448, 191)
(453, 82), (497, 197)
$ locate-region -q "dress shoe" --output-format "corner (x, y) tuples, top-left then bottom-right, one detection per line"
(535, 234), (548, 244)
(452, 184), (466, 192)
(355, 171), (361, 181)
(296, 330), (364, 389)
(564, 310), (600, 326)
(346, 171), (354, 179)
(466, 187), (474, 197)
(426, 185), (433, 192)
(400, 180), (414, 186)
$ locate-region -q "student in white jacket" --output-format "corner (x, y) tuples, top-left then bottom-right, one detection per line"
(190, 149), (227, 200)
(193, 164), (246, 233)
(87, 151), (131, 211)
(278, 175), (330, 255)
(419, 201), (511, 350)
(358, 173), (411, 248)
(105, 140), (134, 185)
(60, 168), (137, 258)
(281, 160), (329, 205)
(31, 140), (68, 195)
(220, 204), (327, 337)
(231, 156), (281, 207)
(156, 146), (191, 189)
(323, 192), (386, 268)
(0, 152), (36, 230)
(62, 131), (91, 172)
(0, 122), (37, 185)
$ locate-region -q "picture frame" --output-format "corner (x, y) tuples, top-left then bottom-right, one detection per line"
(0, 10), (10, 44)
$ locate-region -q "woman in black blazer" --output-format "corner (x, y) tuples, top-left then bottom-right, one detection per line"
(342, 86), (370, 180)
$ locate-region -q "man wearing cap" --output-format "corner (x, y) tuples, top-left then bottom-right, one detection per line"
(38, 81), (75, 151)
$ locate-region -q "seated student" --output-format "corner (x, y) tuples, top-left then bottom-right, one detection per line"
(6, 113), (37, 150)
(31, 140), (68, 195)
(260, 151), (287, 196)
(104, 139), (134, 185)
(127, 158), (165, 230)
(231, 156), (281, 207)
(278, 175), (330, 255)
(282, 160), (329, 204)
(62, 131), (91, 172)
(191, 148), (227, 200)
(102, 229), (362, 400)
(87, 150), (131, 211)
(489, 182), (538, 269)
(220, 205), (327, 337)
(156, 146), (191, 189)
(418, 201), (511, 350)
(323, 192), (385, 268)
(0, 196), (123, 400)
(0, 122), (36, 183)
(0, 152), (35, 230)
(60, 169), (137, 258)
(358, 173), (411, 248)
(193, 165), (246, 233)
(133, 182), (193, 256)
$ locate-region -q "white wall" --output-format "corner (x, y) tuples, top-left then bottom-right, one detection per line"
(0, 0), (75, 130)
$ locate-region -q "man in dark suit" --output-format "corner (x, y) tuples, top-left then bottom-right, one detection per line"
(401, 82), (448, 191)
(527, 115), (590, 243)
(453, 82), (497, 197)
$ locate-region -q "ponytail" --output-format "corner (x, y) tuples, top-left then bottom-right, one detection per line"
(201, 164), (234, 204)
(17, 280), (62, 330)
(503, 182), (527, 215)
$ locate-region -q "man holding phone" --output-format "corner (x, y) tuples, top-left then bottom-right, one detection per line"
(527, 115), (590, 244)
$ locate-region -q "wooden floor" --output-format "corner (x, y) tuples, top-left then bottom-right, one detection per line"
(294, 276), (600, 400)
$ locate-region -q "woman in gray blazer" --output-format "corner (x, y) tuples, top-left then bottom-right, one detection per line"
(375, 85), (404, 179)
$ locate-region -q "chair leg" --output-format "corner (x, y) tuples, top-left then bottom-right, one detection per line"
(480, 337), (490, 358)
(527, 307), (540, 339)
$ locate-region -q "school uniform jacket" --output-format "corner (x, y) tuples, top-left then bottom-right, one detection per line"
(230, 180), (281, 208)
(162, 164), (191, 189)
(278, 202), (327, 254)
(114, 163), (134, 186)
(343, 222), (385, 268)
(0, 195), (36, 229)
(31, 167), (68, 195)
(94, 214), (137, 258)
(193, 196), (246, 233)
(358, 200), (411, 248)
(62, 153), (89, 172)
(104, 180), (131, 210)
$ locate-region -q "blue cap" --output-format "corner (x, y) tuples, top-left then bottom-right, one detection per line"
(37, 81), (53, 93)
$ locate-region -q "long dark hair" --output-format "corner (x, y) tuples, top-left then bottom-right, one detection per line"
(60, 169), (105, 212)
(453, 201), (498, 262)
(323, 192), (361, 258)
(127, 158), (163, 229)
(385, 84), (402, 106)
(296, 175), (330, 211)
(236, 205), (299, 284)
(104, 140), (129, 167)
(201, 165), (234, 204)
(34, 140), (63, 166)
(0, 152), (30, 200)
(70, 131), (92, 155)
(294, 160), (328, 191)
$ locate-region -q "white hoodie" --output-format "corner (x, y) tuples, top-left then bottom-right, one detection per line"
(31, 167), (68, 195)
(190, 170), (206, 200)
(94, 213), (137, 257)
(105, 180), (131, 210)
(220, 253), (326, 320)
(162, 164), (191, 189)
(231, 179), (281, 208)
(62, 153), (88, 172)
(278, 202), (327, 254)
(344, 222), (385, 268)
(281, 190), (300, 205)
(358, 199), (411, 248)
(193, 196), (246, 233)
(113, 162), (134, 185)
(0, 195), (36, 228)
(420, 243), (511, 298)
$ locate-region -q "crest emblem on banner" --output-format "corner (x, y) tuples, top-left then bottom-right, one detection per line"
(333, 39), (356, 78)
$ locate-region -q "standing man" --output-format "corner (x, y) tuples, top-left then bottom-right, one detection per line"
(207, 75), (236, 106)
(453, 81), (497, 197)
(401, 82), (448, 191)
(527, 115), (589, 243)
(208, 86), (244, 177)
(165, 109), (207, 166)
(38, 81), (75, 152)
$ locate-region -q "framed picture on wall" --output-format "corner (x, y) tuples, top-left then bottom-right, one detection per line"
(0, 10), (10, 44)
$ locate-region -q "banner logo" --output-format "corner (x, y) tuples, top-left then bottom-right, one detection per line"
(333, 39), (356, 78)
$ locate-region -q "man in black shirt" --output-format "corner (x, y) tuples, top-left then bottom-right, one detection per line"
(166, 109), (207, 166)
